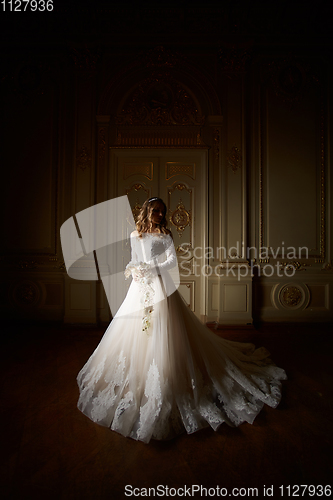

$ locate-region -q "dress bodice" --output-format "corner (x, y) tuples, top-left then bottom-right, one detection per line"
(129, 232), (177, 273)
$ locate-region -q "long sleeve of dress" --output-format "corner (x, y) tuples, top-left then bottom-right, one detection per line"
(124, 233), (141, 279)
(129, 232), (139, 263)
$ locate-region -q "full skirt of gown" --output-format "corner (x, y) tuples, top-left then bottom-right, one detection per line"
(77, 266), (287, 443)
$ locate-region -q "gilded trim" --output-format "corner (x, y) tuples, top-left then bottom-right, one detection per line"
(213, 128), (220, 166)
(166, 162), (195, 180)
(76, 147), (92, 172)
(320, 99), (325, 260)
(98, 127), (106, 163)
(123, 162), (153, 180)
(168, 183), (192, 241)
(227, 146), (242, 174)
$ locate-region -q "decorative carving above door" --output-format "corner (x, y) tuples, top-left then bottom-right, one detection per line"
(116, 77), (204, 127)
(114, 70), (206, 147)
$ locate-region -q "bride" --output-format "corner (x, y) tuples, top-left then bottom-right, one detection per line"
(77, 197), (287, 443)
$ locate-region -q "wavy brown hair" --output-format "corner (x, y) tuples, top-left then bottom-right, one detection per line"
(136, 198), (172, 237)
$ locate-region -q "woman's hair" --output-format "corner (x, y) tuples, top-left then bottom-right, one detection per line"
(136, 197), (172, 237)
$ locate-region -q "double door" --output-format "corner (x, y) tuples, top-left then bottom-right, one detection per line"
(109, 148), (208, 319)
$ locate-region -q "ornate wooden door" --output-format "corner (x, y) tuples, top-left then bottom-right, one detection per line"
(110, 148), (208, 319)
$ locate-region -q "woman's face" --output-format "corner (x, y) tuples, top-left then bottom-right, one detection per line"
(149, 201), (165, 226)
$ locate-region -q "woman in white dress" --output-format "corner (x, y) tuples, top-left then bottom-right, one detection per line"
(77, 197), (287, 443)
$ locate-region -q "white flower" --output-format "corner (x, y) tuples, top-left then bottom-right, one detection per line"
(124, 261), (155, 334)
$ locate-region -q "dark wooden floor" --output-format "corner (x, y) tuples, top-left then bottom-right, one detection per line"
(1, 321), (332, 499)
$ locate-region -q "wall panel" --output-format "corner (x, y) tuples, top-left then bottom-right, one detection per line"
(263, 86), (321, 256)
(1, 87), (57, 253)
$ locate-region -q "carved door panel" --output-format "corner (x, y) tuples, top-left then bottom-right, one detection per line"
(110, 148), (208, 319)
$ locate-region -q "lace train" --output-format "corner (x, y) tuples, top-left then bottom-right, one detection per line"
(77, 286), (286, 443)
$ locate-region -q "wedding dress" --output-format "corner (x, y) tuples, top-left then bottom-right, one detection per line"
(77, 231), (287, 443)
